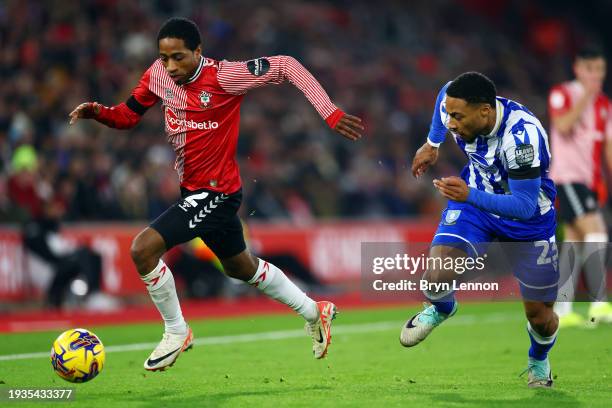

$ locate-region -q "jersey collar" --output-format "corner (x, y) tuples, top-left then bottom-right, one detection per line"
(183, 56), (205, 85)
(485, 99), (504, 138)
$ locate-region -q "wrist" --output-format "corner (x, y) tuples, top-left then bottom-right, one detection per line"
(466, 187), (477, 204)
(426, 138), (441, 148)
(325, 108), (344, 129)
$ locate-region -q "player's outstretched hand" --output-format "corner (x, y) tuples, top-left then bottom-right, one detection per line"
(69, 102), (101, 125)
(433, 176), (469, 202)
(334, 114), (364, 141)
(411, 142), (439, 177)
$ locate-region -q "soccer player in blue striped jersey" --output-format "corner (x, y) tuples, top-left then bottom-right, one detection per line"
(400, 72), (559, 388)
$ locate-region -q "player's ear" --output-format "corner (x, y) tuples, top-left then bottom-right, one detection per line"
(480, 103), (491, 118)
(194, 45), (202, 58)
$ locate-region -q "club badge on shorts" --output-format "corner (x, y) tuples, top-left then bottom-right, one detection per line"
(443, 209), (461, 225)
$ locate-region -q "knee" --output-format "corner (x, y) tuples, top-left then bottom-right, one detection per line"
(130, 236), (147, 266)
(525, 305), (555, 332)
(130, 230), (164, 269)
(222, 254), (258, 281)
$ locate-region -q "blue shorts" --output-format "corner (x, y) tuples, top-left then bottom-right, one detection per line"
(432, 201), (558, 302)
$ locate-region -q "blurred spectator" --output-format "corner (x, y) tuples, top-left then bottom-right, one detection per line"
(22, 198), (118, 310)
(2, 0), (610, 222)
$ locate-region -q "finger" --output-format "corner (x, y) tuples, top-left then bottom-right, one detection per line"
(443, 177), (463, 187)
(434, 182), (454, 196)
(437, 187), (457, 200)
(338, 128), (357, 141)
(343, 114), (362, 124)
(337, 124), (361, 140)
(434, 185), (452, 199)
(341, 116), (365, 130)
(342, 123), (363, 138)
(411, 160), (420, 176)
(413, 163), (427, 178)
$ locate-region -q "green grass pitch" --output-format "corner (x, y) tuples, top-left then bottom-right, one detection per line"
(0, 302), (610, 407)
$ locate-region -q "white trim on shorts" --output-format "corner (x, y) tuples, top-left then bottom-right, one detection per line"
(515, 277), (559, 290)
(433, 233), (479, 257)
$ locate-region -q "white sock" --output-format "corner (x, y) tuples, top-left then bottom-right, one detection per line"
(141, 259), (187, 334)
(248, 258), (319, 323)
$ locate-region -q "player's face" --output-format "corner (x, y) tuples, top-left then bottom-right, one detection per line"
(445, 97), (491, 142)
(574, 57), (607, 91)
(158, 38), (202, 84)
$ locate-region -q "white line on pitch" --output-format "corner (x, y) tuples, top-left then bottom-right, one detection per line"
(0, 313), (519, 362)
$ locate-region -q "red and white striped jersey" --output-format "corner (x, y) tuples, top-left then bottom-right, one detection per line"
(548, 80), (612, 191)
(98, 55), (343, 194)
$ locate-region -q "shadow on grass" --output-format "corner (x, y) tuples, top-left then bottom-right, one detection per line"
(418, 389), (583, 408)
(103, 385), (334, 407)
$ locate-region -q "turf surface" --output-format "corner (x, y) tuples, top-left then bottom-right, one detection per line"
(0, 302), (610, 407)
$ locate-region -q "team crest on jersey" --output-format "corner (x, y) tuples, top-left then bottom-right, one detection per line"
(200, 91), (212, 108)
(165, 88), (174, 100)
(443, 210), (461, 225)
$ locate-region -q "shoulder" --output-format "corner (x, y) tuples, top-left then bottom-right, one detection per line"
(501, 99), (544, 142)
(201, 57), (220, 79)
(203, 57), (220, 70)
(548, 81), (573, 110)
(140, 59), (169, 84)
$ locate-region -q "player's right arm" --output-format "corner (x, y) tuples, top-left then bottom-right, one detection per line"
(411, 82), (450, 177)
(549, 84), (595, 134)
(69, 68), (159, 129)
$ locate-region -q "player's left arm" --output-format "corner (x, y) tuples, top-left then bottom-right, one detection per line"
(217, 56), (363, 140)
(434, 123), (543, 220)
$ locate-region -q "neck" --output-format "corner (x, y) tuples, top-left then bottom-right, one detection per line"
(482, 107), (497, 135)
(179, 56), (202, 84)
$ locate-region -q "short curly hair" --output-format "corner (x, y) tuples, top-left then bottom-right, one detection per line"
(446, 72), (497, 107)
(157, 17), (202, 51)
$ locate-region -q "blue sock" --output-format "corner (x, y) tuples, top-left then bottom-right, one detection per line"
(527, 322), (558, 360)
(431, 295), (456, 315)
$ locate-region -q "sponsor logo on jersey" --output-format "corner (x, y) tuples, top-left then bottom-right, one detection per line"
(165, 107), (219, 132)
(247, 58), (270, 76)
(200, 91), (212, 108)
(468, 152), (497, 173)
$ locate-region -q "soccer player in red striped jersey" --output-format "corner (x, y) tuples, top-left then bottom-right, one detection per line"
(548, 45), (612, 327)
(69, 17), (363, 371)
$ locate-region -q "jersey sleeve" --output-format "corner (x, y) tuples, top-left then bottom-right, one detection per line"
(95, 66), (160, 129)
(502, 118), (542, 179)
(548, 85), (571, 118)
(427, 82), (451, 147)
(217, 56), (342, 127)
(126, 67), (160, 115)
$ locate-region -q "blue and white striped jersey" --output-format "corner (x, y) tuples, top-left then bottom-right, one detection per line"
(427, 82), (556, 217)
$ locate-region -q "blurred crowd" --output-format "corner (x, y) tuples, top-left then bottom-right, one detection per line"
(1, 0), (608, 224)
